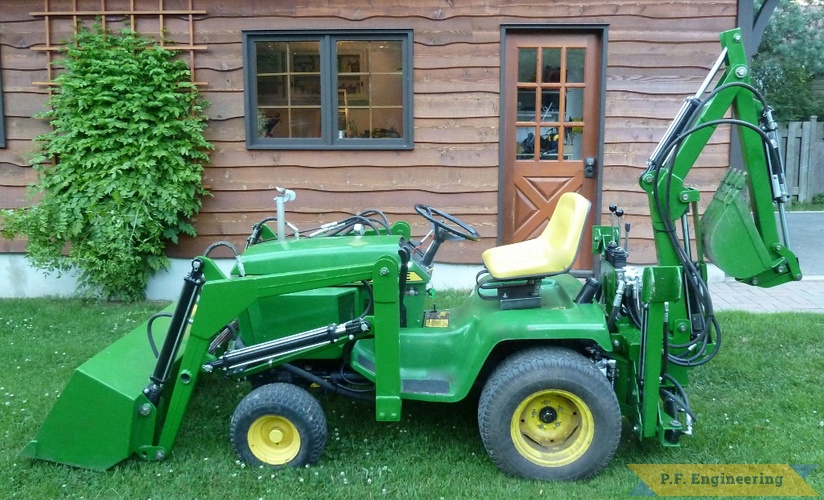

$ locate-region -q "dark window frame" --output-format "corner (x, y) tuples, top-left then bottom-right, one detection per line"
(0, 53), (5, 149)
(242, 29), (414, 150)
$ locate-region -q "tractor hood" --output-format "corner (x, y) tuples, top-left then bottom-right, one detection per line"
(236, 235), (407, 277)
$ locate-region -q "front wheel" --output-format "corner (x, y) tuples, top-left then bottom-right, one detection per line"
(230, 383), (327, 468)
(478, 347), (621, 481)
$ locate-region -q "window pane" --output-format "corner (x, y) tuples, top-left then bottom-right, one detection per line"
(567, 48), (586, 83)
(372, 108), (403, 137)
(540, 90), (559, 122)
(564, 125), (583, 160)
(538, 126), (560, 160)
(516, 126), (536, 160)
(370, 40), (402, 71)
(257, 42), (286, 73)
(541, 48), (562, 83)
(258, 75), (286, 106)
(291, 74), (321, 105)
(565, 88), (584, 123)
(518, 48), (537, 83)
(258, 109), (285, 138)
(288, 108), (321, 138)
(517, 89), (536, 121)
(371, 74), (402, 106)
(346, 108), (370, 138)
(291, 42), (321, 71)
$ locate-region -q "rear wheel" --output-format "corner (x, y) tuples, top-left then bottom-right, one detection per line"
(230, 383), (327, 467)
(478, 347), (621, 481)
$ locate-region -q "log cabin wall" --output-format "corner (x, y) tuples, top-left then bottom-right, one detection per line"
(0, 1), (737, 265)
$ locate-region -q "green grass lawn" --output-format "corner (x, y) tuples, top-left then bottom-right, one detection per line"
(1, 297), (822, 499)
(787, 200), (824, 212)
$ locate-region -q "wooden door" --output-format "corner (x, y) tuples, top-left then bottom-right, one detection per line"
(501, 32), (602, 270)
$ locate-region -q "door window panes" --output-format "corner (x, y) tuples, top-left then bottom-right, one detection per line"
(514, 45), (587, 162)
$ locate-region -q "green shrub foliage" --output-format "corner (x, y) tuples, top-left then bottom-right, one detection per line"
(1, 26), (212, 301)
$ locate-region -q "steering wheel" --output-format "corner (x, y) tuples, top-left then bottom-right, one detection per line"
(414, 204), (480, 242)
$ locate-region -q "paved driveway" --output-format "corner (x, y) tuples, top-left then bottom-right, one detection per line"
(783, 211), (823, 276)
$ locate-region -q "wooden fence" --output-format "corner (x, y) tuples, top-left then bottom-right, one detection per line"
(779, 116), (824, 203)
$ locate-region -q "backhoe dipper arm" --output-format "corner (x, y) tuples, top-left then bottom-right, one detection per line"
(640, 28), (801, 287)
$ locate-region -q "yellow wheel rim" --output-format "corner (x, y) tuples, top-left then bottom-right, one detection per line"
(510, 389), (594, 467)
(247, 415), (301, 465)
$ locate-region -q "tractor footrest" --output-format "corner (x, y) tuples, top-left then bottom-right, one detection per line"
(351, 340), (452, 397)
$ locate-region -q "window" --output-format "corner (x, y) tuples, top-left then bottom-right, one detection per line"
(0, 64), (5, 149)
(243, 30), (413, 150)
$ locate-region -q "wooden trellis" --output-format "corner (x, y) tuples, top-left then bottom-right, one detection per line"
(30, 0), (208, 90)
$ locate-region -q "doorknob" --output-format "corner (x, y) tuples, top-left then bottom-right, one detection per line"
(584, 157), (597, 178)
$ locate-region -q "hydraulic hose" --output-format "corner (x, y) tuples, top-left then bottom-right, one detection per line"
(204, 240), (245, 277)
(146, 312), (173, 358)
(280, 363), (374, 401)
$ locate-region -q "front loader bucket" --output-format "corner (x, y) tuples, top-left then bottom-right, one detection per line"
(701, 169), (773, 280)
(20, 307), (174, 470)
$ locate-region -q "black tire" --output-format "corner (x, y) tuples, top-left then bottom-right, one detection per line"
(230, 383), (327, 468)
(478, 347), (621, 481)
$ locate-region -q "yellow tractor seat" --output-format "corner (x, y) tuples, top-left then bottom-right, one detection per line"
(482, 192), (591, 279)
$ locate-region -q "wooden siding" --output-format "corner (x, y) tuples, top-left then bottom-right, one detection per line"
(0, 1), (737, 263)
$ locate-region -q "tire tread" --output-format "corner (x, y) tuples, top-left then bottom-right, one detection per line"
(230, 382), (327, 467)
(478, 346), (621, 481)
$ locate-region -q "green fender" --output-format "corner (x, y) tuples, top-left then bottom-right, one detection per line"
(352, 273), (611, 404)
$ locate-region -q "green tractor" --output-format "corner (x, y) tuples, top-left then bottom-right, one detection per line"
(21, 28), (801, 481)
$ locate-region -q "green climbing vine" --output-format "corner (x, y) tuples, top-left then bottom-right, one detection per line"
(1, 25), (212, 301)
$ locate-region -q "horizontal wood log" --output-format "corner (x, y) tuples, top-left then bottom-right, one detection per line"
(202, 164), (498, 192)
(2, 92), (49, 118)
(0, 141), (39, 166)
(0, 162), (37, 187)
(198, 188), (498, 214)
(0, 239), (27, 253)
(2, 117), (50, 142)
(0, 186), (29, 208)
(1, 68), (50, 92)
(208, 142), (498, 168)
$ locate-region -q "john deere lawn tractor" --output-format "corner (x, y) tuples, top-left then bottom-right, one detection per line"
(21, 28), (800, 481)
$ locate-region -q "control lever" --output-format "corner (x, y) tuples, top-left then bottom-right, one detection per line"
(615, 208), (624, 247)
(609, 204), (618, 246)
(624, 222), (631, 253)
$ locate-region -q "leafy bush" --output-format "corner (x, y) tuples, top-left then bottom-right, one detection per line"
(1, 25), (212, 301)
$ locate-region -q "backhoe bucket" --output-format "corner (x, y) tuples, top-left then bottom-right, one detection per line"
(701, 169), (773, 280)
(19, 307), (174, 470)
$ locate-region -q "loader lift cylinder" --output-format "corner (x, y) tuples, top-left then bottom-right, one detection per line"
(144, 259), (205, 405)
